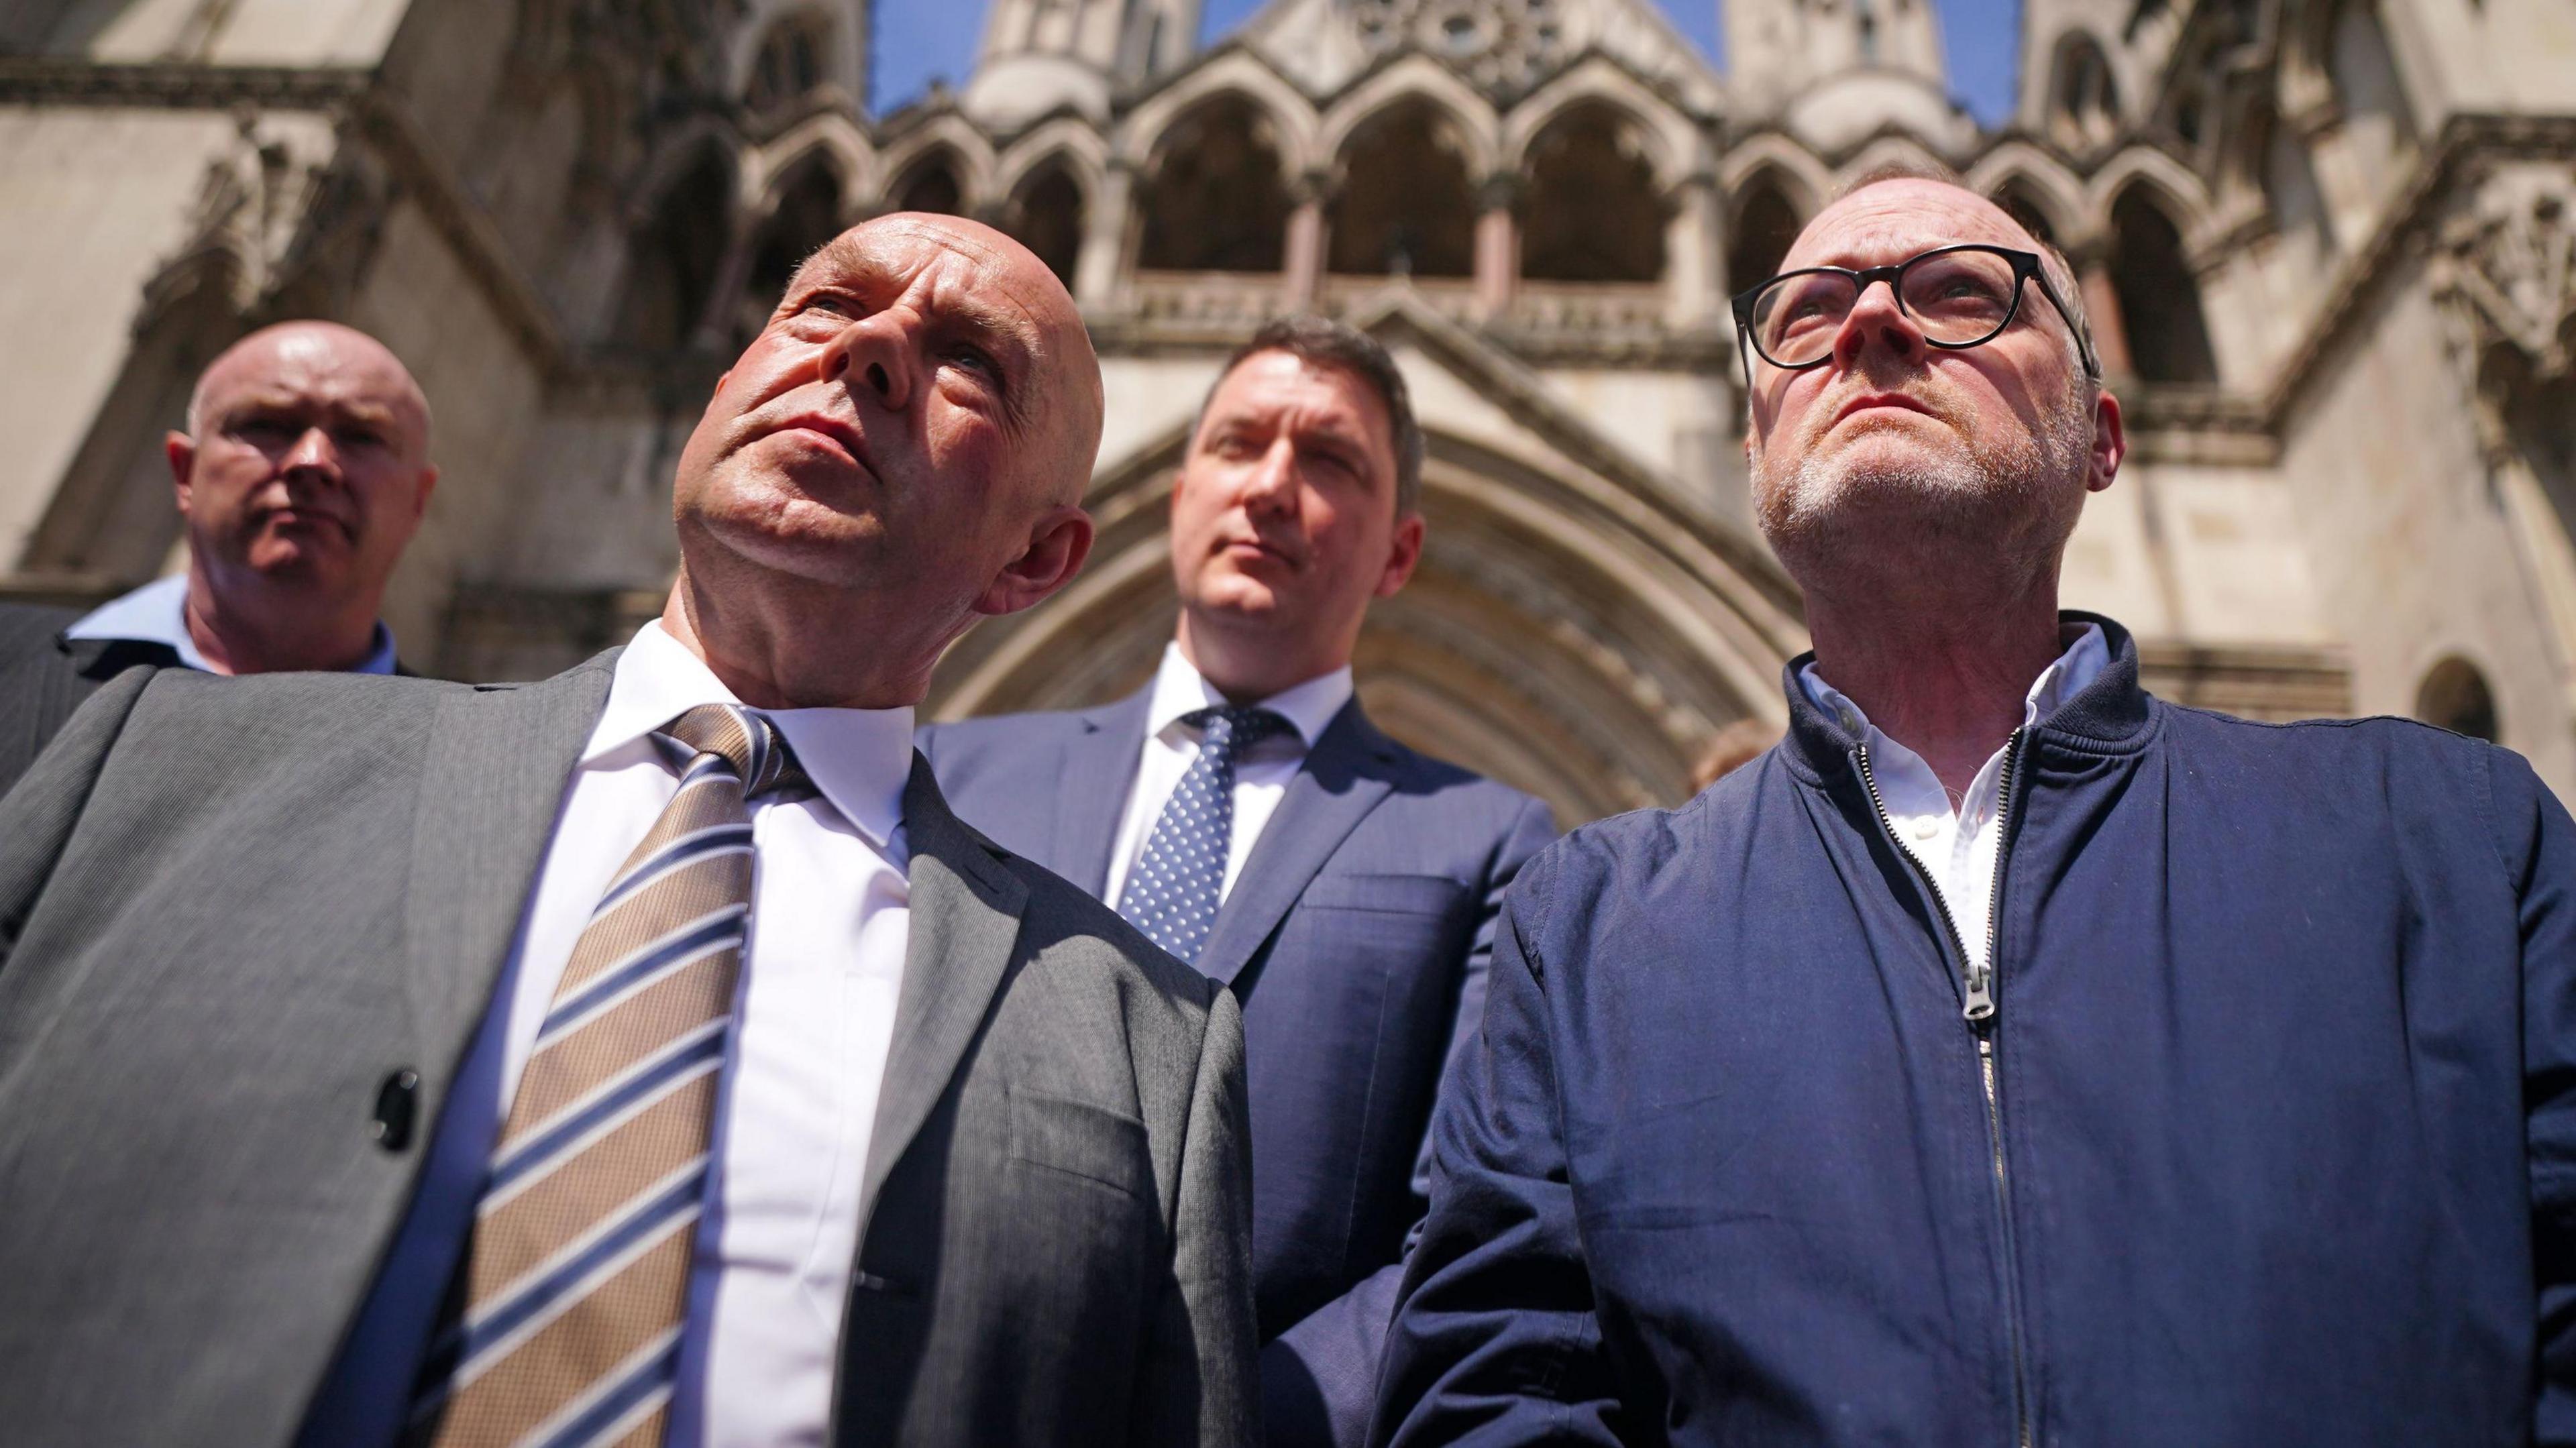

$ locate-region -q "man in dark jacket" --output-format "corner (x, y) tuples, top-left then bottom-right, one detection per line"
(0, 321), (434, 796)
(1374, 169), (2576, 1446)
(924, 317), (1554, 1447)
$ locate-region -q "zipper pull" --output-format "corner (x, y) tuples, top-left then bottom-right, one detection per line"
(1962, 964), (1996, 1022)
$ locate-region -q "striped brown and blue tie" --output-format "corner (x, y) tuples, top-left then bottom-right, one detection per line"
(409, 704), (808, 1448)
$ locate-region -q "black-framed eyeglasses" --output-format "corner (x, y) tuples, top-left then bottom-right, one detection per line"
(1730, 244), (2101, 380)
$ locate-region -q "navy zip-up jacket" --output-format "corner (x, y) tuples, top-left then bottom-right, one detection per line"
(1375, 614), (2576, 1446)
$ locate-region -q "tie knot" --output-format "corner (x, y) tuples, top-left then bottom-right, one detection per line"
(1183, 705), (1293, 765)
(657, 703), (812, 800)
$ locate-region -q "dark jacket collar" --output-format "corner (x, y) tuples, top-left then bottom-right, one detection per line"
(62, 632), (182, 680)
(1778, 611), (2155, 782)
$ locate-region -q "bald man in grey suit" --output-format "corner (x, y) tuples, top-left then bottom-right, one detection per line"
(0, 217), (1254, 1448)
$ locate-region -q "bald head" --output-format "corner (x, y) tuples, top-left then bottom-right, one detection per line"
(189, 321), (431, 446)
(662, 209), (1103, 703)
(790, 213), (1103, 507)
(167, 319), (439, 663)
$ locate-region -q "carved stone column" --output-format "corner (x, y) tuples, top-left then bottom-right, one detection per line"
(1283, 168), (1332, 311)
(1664, 168), (1722, 330)
(1073, 158), (1135, 311)
(1471, 171), (1520, 322)
(2432, 168), (2576, 723)
(2070, 241), (2135, 381)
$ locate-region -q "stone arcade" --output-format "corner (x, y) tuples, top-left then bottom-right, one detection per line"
(2, 0), (2571, 820)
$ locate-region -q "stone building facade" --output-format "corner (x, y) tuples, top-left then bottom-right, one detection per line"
(1, 0), (2571, 823)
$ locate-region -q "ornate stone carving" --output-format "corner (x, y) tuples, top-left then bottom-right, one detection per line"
(136, 114), (327, 329)
(1348, 0), (1566, 90)
(2433, 166), (2576, 384)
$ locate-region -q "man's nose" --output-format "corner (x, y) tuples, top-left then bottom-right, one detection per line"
(280, 427), (341, 481)
(818, 311), (917, 412)
(1830, 276), (1927, 373)
(1240, 439), (1299, 512)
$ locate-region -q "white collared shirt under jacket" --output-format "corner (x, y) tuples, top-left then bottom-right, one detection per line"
(319, 622), (916, 1448)
(1799, 622), (2109, 971)
(1101, 640), (1356, 907)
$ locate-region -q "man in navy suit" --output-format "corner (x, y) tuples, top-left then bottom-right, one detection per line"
(921, 316), (1554, 1447)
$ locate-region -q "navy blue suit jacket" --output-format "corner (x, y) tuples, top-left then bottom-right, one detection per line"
(920, 688), (1555, 1447)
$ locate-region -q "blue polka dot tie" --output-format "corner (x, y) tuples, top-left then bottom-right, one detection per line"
(1118, 706), (1293, 964)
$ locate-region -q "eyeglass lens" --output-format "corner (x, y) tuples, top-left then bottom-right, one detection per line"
(1750, 249), (2023, 367)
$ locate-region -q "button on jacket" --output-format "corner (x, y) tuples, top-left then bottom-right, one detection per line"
(0, 653), (1256, 1448)
(304, 622), (916, 1448)
(1377, 613), (2576, 1447)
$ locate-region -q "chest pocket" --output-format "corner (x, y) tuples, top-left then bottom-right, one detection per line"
(1009, 1087), (1152, 1201)
(1299, 872), (1469, 917)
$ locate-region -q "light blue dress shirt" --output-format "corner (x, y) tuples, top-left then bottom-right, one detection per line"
(64, 574), (400, 675)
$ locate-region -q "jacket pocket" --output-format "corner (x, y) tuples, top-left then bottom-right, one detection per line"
(1008, 1087), (1152, 1199)
(1299, 872), (1469, 915)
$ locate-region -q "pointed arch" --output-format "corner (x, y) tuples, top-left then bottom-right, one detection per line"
(2046, 30), (2124, 150)
(1967, 144), (2090, 249)
(1134, 91), (1294, 273)
(995, 117), (1110, 201)
(873, 114), (998, 214)
(2084, 146), (2214, 247)
(1003, 156), (1087, 284)
(887, 146), (969, 217)
(1716, 133), (1831, 216)
(1117, 50), (1320, 179)
(1328, 97), (1480, 278)
(1518, 101), (1669, 283)
(746, 114), (873, 213)
(2105, 184), (2219, 384)
(1725, 167), (1811, 298)
(1315, 56), (1500, 183)
(1501, 59), (1697, 193)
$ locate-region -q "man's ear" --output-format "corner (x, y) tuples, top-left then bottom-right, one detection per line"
(972, 504), (1095, 618)
(1375, 511), (1425, 599)
(166, 433), (196, 513)
(411, 464), (441, 522)
(2087, 389), (2126, 494)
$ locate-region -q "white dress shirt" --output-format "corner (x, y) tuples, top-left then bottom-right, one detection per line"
(1799, 623), (2108, 969)
(64, 572), (399, 673)
(1102, 642), (1356, 908)
(304, 622), (914, 1448)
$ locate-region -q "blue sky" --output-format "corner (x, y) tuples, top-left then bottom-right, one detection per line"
(873, 0), (2025, 127)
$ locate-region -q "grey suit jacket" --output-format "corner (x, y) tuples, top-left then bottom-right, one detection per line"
(0, 655), (1256, 1448)
(922, 690), (1555, 1447)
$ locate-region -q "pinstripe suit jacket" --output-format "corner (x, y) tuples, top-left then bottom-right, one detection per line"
(0, 600), (173, 801)
(0, 655), (1257, 1447)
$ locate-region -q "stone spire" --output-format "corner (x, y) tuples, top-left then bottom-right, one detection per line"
(963, 0), (1201, 125)
(1723, 0), (1968, 152)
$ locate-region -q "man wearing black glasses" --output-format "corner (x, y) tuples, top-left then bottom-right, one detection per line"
(1373, 168), (2576, 1447)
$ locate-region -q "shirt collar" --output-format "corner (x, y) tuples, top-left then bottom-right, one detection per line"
(586, 621), (914, 849)
(1798, 620), (2110, 744)
(1144, 639), (1354, 749)
(62, 573), (399, 675)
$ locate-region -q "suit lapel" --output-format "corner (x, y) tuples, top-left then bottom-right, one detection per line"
(400, 656), (616, 1049)
(1051, 688), (1150, 898)
(1194, 701), (1400, 988)
(863, 755), (1031, 1213)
